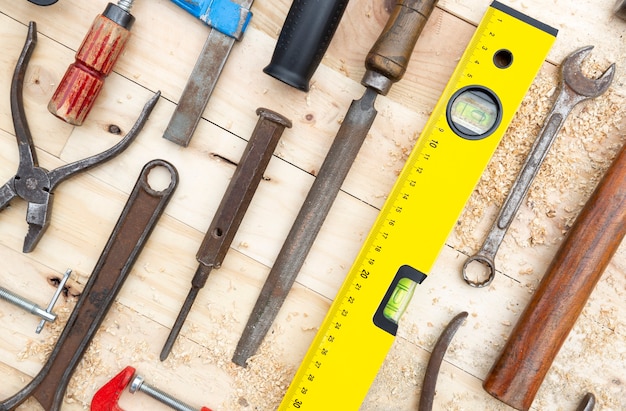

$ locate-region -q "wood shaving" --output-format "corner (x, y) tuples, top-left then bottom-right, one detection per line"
(454, 68), (625, 254)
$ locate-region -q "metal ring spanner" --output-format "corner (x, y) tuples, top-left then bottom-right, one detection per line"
(462, 46), (615, 288)
(0, 159), (178, 411)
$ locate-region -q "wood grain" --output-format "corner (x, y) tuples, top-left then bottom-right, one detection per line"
(0, 1), (624, 410)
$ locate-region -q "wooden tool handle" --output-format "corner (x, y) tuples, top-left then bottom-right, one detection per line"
(363, 0), (436, 94)
(48, 5), (134, 126)
(483, 143), (626, 411)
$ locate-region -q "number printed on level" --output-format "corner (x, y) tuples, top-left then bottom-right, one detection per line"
(280, 2), (558, 409)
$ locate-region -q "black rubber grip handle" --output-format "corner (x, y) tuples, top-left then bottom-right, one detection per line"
(263, 0), (350, 91)
(27, 0), (59, 5)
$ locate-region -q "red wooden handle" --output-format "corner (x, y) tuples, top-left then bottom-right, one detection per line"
(48, 14), (131, 125)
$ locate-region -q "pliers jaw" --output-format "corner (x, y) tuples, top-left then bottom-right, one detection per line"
(24, 198), (52, 253)
(0, 171), (51, 252)
(2, 21), (160, 253)
(13, 167), (52, 252)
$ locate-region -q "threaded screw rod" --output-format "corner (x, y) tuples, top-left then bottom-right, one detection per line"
(117, 0), (134, 12)
(0, 268), (71, 333)
(130, 375), (200, 411)
(0, 286), (55, 322)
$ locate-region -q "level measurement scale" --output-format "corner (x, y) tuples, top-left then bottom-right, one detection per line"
(279, 2), (557, 409)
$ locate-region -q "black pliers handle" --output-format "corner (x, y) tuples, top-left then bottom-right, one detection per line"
(0, 22), (160, 252)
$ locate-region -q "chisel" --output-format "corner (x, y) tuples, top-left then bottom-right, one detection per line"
(164, 0), (253, 147)
(159, 109), (292, 361)
(483, 142), (626, 411)
(232, 0), (438, 367)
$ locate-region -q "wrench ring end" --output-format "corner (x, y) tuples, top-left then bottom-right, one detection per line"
(462, 254), (496, 288)
(139, 159), (179, 197)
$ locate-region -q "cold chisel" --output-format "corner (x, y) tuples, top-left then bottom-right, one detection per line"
(232, 0), (438, 367)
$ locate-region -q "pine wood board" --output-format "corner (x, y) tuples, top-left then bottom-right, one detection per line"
(0, 1), (625, 410)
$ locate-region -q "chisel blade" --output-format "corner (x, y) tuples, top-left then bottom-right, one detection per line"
(163, 29), (236, 147)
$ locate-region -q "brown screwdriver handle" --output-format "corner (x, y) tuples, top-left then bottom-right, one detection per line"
(362, 0), (437, 95)
(48, 3), (134, 125)
(483, 143), (626, 411)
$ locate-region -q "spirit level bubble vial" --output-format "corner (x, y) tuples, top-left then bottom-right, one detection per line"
(279, 2), (557, 409)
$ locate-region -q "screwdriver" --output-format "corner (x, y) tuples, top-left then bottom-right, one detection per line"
(232, 0), (438, 367)
(48, 1), (136, 126)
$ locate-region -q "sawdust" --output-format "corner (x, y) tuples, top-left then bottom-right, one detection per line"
(454, 66), (625, 258)
(9, 44), (625, 411)
(14, 295), (296, 410)
(17, 305), (72, 364)
(159, 310), (296, 410)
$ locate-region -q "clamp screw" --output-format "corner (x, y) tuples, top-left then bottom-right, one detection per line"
(129, 375), (201, 411)
(0, 268), (71, 333)
(117, 0), (134, 12)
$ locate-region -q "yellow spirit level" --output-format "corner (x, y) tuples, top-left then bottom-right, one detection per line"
(279, 2), (557, 409)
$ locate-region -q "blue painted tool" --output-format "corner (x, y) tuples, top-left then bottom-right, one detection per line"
(165, 0), (254, 147)
(170, 0), (252, 39)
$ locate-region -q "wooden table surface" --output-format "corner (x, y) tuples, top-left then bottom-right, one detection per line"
(1, 1), (625, 410)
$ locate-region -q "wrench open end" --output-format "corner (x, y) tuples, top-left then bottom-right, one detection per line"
(562, 46), (616, 98)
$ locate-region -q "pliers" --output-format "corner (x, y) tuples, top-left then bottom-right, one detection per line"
(0, 22), (160, 252)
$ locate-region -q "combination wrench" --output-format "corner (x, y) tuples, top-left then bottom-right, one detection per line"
(462, 46), (615, 287)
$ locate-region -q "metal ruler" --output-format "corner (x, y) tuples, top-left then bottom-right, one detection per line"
(278, 2), (557, 409)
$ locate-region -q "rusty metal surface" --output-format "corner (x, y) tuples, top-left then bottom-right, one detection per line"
(232, 87), (379, 367)
(232, 0), (441, 367)
(159, 108), (291, 360)
(162, 0), (255, 147)
(575, 393), (596, 411)
(0, 160), (178, 411)
(418, 312), (468, 411)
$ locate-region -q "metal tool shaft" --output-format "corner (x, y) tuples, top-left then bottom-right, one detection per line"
(36, 269), (71, 333)
(418, 312), (467, 411)
(0, 286), (55, 322)
(576, 393), (596, 411)
(130, 375), (200, 411)
(160, 109), (291, 360)
(232, 88), (378, 366)
(0, 160), (178, 411)
(232, 0), (437, 367)
(163, 0), (254, 147)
